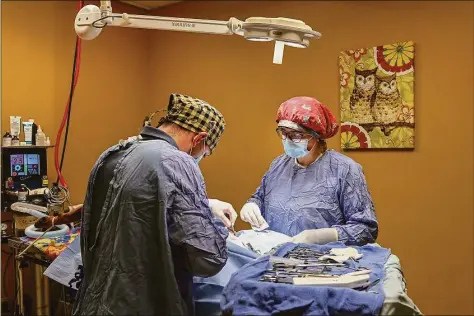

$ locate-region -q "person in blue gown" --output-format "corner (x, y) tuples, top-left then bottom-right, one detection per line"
(240, 96), (378, 246)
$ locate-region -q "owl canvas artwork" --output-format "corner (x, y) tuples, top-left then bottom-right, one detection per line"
(339, 41), (415, 149)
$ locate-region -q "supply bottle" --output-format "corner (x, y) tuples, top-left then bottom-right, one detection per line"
(2, 132), (12, 146)
(45, 137), (51, 146)
(35, 126), (46, 146)
(11, 135), (20, 146)
(18, 185), (28, 202)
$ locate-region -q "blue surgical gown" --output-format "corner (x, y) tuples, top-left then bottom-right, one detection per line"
(74, 127), (228, 316)
(248, 150), (378, 245)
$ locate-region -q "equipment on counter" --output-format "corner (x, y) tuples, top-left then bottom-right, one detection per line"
(1, 124), (75, 242)
(44, 184), (71, 216)
(1, 144), (51, 240)
(1, 146), (49, 192)
(10, 203), (70, 239)
(6, 180), (71, 237)
(10, 203), (48, 218)
(74, 1), (321, 64)
(9, 182), (72, 218)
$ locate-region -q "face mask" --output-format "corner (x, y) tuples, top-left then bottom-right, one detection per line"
(190, 137), (206, 164)
(282, 138), (310, 158)
(194, 153), (205, 164)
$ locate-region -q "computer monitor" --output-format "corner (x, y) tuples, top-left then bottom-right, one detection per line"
(2, 147), (48, 191)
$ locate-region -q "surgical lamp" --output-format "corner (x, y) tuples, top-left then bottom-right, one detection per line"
(74, 1), (321, 64)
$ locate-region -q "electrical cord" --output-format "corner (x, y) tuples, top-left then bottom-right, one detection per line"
(54, 0), (84, 188)
(92, 15), (110, 28)
(57, 36), (80, 180)
(45, 186), (71, 207)
(54, 38), (80, 187)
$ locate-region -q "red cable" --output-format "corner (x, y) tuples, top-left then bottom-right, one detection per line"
(54, 0), (83, 188)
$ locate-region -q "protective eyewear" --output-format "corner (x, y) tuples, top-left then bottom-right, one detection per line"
(276, 127), (313, 143)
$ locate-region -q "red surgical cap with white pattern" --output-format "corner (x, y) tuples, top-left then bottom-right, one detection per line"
(276, 96), (339, 139)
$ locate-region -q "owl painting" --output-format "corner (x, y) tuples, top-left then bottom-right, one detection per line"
(340, 41), (415, 149)
(349, 68), (377, 124)
(372, 73), (402, 124)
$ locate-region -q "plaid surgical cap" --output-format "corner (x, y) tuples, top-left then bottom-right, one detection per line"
(161, 93), (226, 153)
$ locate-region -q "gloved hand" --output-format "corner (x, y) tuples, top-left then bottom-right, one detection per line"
(240, 202), (266, 229)
(208, 199), (237, 228)
(291, 228), (338, 245)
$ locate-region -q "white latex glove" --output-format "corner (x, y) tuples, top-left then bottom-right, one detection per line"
(291, 228), (338, 245)
(208, 199), (237, 228)
(240, 202), (266, 229)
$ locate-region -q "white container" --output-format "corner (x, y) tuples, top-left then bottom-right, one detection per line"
(18, 186), (28, 202)
(35, 126), (46, 146)
(23, 121), (33, 145)
(10, 116), (21, 137)
(11, 136), (20, 146)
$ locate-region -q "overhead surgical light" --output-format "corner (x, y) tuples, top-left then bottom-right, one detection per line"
(74, 1), (321, 64)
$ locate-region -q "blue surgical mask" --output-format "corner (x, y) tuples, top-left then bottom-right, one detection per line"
(190, 138), (207, 164)
(283, 138), (310, 158)
(194, 153), (205, 164)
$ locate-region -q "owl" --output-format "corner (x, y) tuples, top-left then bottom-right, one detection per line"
(349, 67), (377, 124)
(372, 73), (402, 124)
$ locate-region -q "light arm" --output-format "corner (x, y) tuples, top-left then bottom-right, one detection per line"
(74, 1), (321, 64)
(107, 14), (240, 35)
(75, 3), (242, 40)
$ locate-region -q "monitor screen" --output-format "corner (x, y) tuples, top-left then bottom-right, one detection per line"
(10, 153), (41, 177)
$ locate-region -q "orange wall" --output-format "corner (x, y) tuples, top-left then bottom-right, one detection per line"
(149, 1), (473, 315)
(1, 1), (151, 202)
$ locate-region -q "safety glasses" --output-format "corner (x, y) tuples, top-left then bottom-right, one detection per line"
(276, 127), (312, 143)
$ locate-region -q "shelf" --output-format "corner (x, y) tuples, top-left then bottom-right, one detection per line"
(2, 145), (55, 149)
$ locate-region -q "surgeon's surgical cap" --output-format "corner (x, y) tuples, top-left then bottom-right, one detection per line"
(276, 96), (339, 139)
(163, 93), (226, 153)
